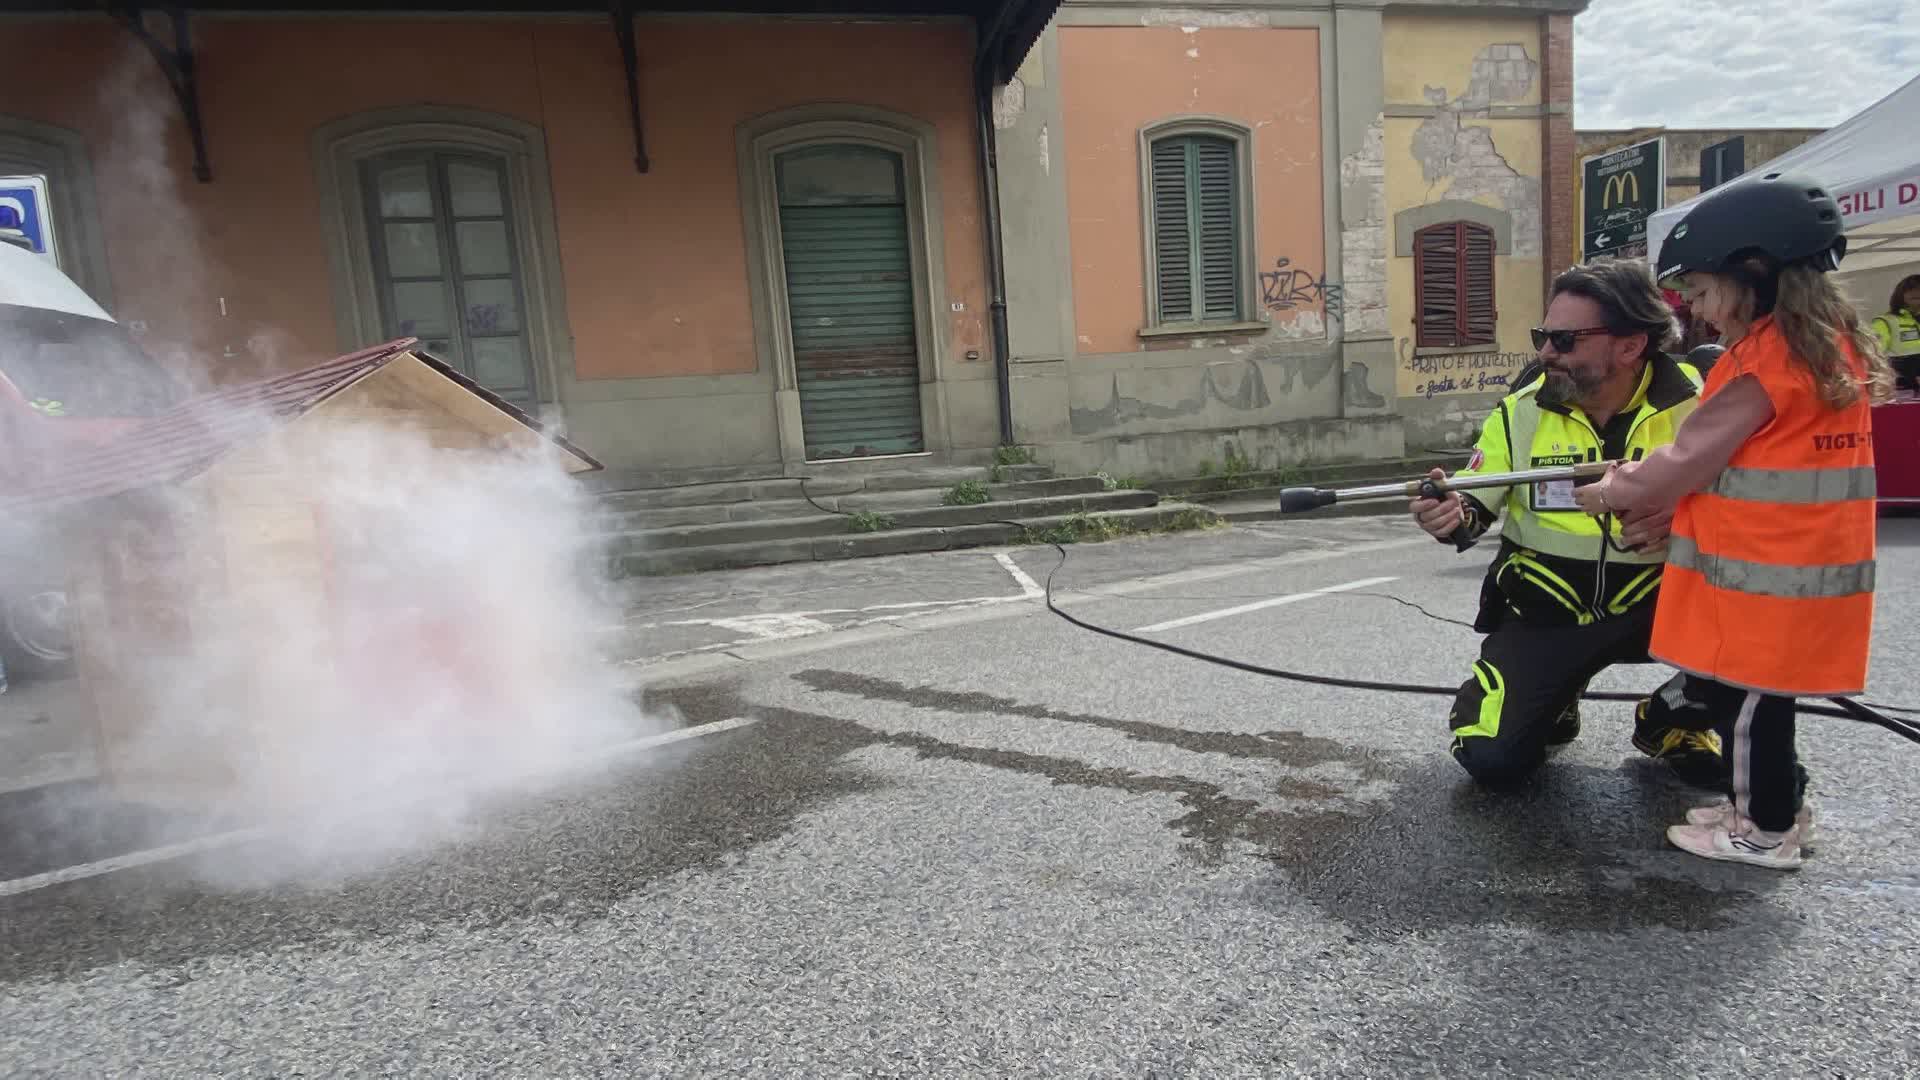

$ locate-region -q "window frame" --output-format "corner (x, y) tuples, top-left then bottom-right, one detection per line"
(1699, 135), (1745, 192)
(358, 149), (537, 404)
(312, 107), (572, 418)
(1412, 220), (1498, 350)
(1137, 117), (1258, 335)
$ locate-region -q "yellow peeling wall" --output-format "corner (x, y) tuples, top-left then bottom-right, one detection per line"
(1382, 12), (1548, 402)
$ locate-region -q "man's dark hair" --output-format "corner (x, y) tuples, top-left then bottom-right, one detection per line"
(1549, 258), (1679, 360)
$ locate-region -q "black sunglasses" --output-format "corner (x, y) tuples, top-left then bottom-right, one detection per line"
(1530, 326), (1613, 353)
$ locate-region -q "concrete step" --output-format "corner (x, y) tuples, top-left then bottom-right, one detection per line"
(595, 463), (1052, 513)
(608, 489), (1161, 552)
(598, 476), (1110, 531)
(615, 501), (1221, 577)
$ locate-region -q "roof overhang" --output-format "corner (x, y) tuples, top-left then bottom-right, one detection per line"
(9, 1), (1058, 180)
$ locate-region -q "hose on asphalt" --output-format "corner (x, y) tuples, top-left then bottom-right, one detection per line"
(654, 474), (1920, 746)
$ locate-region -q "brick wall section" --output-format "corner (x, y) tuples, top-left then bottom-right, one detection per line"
(1541, 13), (1575, 292)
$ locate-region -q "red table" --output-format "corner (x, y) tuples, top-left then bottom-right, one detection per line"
(1872, 397), (1920, 507)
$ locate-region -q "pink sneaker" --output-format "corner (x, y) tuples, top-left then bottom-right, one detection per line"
(1684, 799), (1815, 852)
(1667, 818), (1804, 870)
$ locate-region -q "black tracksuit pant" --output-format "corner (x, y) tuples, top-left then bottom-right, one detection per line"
(1648, 674), (1807, 833)
(1447, 602), (1657, 787)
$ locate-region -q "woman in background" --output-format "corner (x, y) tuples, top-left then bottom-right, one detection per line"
(1871, 273), (1920, 392)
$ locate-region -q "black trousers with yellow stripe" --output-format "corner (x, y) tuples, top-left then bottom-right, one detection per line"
(1447, 602), (1658, 786)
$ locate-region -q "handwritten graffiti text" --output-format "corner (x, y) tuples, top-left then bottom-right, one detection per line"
(1405, 350), (1533, 376)
(1260, 258), (1343, 323)
(1396, 337), (1534, 399)
(1413, 370), (1515, 399)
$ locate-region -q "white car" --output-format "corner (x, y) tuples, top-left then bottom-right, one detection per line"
(0, 227), (187, 682)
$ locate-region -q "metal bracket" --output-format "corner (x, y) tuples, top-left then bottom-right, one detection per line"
(609, 0), (649, 173)
(111, 5), (212, 182)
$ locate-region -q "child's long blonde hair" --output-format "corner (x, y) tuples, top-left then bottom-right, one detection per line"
(1721, 256), (1893, 409)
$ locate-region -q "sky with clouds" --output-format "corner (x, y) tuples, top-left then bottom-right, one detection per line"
(1574, 0), (1920, 129)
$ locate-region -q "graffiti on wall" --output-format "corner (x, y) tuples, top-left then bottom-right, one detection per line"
(1260, 258), (1343, 323)
(1398, 337), (1533, 400)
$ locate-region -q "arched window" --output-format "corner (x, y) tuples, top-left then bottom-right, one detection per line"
(313, 108), (571, 415)
(1139, 118), (1254, 329)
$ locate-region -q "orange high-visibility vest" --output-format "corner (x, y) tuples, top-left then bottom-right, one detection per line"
(1650, 315), (1877, 697)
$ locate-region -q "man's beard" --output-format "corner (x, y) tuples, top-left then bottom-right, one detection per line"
(1537, 364), (1603, 407)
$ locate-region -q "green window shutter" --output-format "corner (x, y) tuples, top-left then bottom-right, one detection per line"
(1150, 138), (1193, 323)
(1151, 134), (1242, 324)
(1193, 138), (1239, 321)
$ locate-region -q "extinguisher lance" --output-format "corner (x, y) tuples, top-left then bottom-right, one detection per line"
(1276, 461), (1620, 551)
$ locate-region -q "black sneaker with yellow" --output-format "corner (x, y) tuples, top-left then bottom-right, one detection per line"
(1633, 675), (1733, 789)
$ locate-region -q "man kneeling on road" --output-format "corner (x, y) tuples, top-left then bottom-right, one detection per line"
(1409, 259), (1726, 788)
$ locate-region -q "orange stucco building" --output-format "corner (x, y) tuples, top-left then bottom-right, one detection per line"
(2, 0), (1587, 482)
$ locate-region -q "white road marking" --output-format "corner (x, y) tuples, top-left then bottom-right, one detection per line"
(605, 714), (759, 753)
(0, 716), (760, 899)
(640, 594), (1020, 633)
(0, 828), (270, 899)
(1129, 576), (1399, 634)
(994, 551), (1044, 599)
(701, 613), (836, 640)
(621, 533), (1437, 673)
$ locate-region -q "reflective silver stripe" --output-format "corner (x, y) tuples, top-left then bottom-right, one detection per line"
(1731, 691), (1759, 825)
(1711, 466), (1876, 504)
(1667, 536), (1875, 598)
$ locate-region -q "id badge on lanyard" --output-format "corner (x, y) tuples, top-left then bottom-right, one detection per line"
(1530, 477), (1582, 511)
(1527, 450), (1589, 513)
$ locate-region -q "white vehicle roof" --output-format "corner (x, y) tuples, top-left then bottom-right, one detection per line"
(0, 240), (114, 322)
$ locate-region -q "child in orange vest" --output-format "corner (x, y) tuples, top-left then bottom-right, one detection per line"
(1575, 172), (1893, 870)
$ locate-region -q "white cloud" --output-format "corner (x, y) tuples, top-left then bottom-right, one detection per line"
(1575, 0), (1920, 129)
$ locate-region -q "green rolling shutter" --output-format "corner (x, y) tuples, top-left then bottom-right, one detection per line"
(1151, 135), (1241, 325)
(776, 145), (925, 460)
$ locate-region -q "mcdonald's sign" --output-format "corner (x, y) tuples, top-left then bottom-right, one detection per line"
(1581, 135), (1665, 260)
(1601, 170), (1640, 209)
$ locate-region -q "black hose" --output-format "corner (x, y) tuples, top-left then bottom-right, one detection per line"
(1030, 540), (1920, 745)
(649, 474), (1920, 746)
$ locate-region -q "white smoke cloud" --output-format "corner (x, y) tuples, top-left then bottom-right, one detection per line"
(71, 407), (670, 889)
(2, 43), (678, 892)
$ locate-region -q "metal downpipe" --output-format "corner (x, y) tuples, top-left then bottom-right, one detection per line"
(974, 68), (1016, 447)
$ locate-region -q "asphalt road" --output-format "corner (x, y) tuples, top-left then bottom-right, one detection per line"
(5, 512), (1920, 1076)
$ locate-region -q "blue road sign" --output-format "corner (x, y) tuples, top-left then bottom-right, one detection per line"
(0, 176), (58, 264)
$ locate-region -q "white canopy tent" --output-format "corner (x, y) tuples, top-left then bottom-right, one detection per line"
(1646, 73), (1920, 316)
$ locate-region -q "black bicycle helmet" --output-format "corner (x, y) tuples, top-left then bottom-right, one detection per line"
(1653, 169), (1846, 290)
(1686, 343), (1726, 376)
